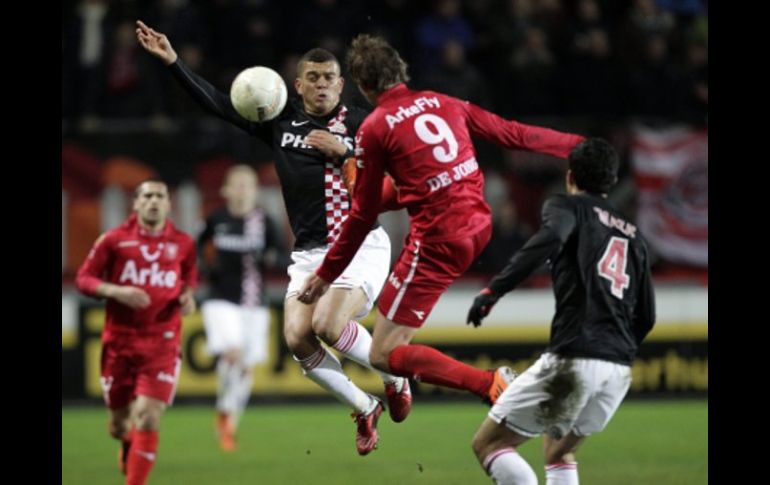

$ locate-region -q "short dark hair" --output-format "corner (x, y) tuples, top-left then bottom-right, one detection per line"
(568, 138), (619, 194)
(297, 48), (340, 75)
(346, 34), (409, 93)
(134, 178), (168, 198)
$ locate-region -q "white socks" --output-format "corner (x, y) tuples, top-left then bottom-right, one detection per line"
(216, 358), (253, 427)
(545, 463), (579, 485)
(216, 358), (239, 414)
(295, 347), (376, 414)
(332, 320), (401, 386)
(484, 448), (538, 485)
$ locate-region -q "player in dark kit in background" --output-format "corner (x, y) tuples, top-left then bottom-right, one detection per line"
(75, 180), (197, 485)
(467, 139), (656, 485)
(300, 35), (585, 407)
(197, 165), (282, 451)
(136, 21), (410, 456)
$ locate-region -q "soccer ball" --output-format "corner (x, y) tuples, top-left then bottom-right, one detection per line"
(230, 66), (288, 122)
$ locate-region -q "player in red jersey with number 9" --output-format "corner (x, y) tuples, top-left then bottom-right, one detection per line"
(299, 35), (585, 410)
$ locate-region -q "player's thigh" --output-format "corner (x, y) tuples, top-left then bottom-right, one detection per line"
(241, 306), (270, 366)
(312, 286), (368, 335)
(109, 406), (131, 424)
(379, 227), (490, 328)
(100, 342), (137, 411)
(417, 224), (493, 282)
(132, 394), (169, 429)
(333, 226), (391, 319)
(285, 246), (329, 300)
(201, 300), (244, 355)
(133, 395), (168, 415)
(377, 240), (454, 328)
(572, 360), (632, 436)
(371, 311), (419, 355)
(472, 416), (530, 460)
(107, 405), (132, 438)
(283, 295), (318, 350)
(135, 343), (182, 409)
(378, 230), (489, 328)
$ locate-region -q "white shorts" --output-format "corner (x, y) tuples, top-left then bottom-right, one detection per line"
(489, 353), (632, 439)
(201, 300), (270, 366)
(286, 226), (391, 319)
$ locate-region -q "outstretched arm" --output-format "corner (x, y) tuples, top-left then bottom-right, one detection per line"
(464, 102), (585, 159)
(136, 20), (268, 136)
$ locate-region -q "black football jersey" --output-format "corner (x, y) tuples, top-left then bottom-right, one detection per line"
(170, 59), (378, 251)
(197, 207), (278, 306)
(487, 193), (656, 365)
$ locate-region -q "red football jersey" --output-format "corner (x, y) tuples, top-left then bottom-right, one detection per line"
(76, 214), (197, 342)
(317, 84), (584, 282)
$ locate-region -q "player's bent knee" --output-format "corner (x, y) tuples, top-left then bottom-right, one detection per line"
(471, 429), (492, 459)
(284, 324), (321, 359)
(283, 322), (312, 351)
(310, 313), (345, 344)
(108, 420), (130, 440)
(133, 406), (163, 431)
(134, 412), (161, 431)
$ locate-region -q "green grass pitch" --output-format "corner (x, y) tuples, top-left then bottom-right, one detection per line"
(62, 400), (707, 484)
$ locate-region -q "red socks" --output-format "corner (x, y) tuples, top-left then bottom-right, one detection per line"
(388, 344), (493, 397)
(126, 430), (158, 485)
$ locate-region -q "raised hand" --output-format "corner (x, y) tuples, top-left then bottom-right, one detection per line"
(305, 129), (347, 158)
(297, 273), (331, 305)
(135, 20), (178, 65)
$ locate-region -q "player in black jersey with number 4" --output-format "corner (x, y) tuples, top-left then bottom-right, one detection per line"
(136, 20), (410, 456)
(467, 139), (656, 485)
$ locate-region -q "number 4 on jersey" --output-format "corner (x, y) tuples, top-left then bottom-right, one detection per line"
(598, 236), (630, 299)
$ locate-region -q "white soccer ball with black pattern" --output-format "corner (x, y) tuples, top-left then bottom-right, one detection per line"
(230, 66), (288, 122)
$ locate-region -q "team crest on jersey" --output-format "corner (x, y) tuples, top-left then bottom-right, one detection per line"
(139, 244), (163, 262)
(328, 120), (347, 134)
(164, 243), (179, 260)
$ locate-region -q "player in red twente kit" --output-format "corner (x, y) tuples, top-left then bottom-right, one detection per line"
(300, 35), (585, 408)
(76, 180), (197, 485)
